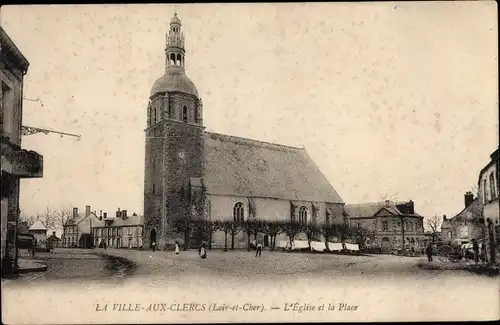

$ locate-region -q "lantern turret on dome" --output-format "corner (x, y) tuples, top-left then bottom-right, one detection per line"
(150, 12), (199, 98)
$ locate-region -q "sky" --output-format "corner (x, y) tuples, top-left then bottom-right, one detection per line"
(1, 2), (498, 227)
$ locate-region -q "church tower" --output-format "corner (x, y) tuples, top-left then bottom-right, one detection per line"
(143, 13), (205, 249)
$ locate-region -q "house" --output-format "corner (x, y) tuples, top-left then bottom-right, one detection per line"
(345, 200), (425, 253)
(1, 26), (44, 277)
(92, 209), (143, 249)
(61, 205), (101, 248)
(478, 148), (499, 264)
(440, 192), (483, 245)
(28, 220), (47, 250)
(46, 231), (61, 249)
(143, 13), (346, 250)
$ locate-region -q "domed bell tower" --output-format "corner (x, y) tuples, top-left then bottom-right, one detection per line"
(143, 13), (205, 250)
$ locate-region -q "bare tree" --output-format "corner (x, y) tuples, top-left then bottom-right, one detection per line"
(426, 215), (442, 245)
(55, 206), (72, 227)
(38, 206), (57, 230)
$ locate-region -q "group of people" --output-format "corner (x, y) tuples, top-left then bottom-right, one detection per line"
(425, 239), (481, 263)
(149, 239), (263, 258)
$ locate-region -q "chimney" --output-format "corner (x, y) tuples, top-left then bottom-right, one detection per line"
(103, 212), (107, 219)
(52, 231), (56, 236)
(385, 200), (391, 208)
(122, 210), (127, 219)
(73, 207), (78, 218)
(443, 214), (447, 221)
(116, 208), (121, 219)
(85, 205), (91, 217)
(464, 191), (474, 208)
(99, 210), (103, 220)
(132, 212), (137, 216)
(408, 200), (415, 214)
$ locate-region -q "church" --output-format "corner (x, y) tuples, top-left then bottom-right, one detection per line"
(143, 13), (346, 249)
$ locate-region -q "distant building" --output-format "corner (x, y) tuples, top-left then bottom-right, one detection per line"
(345, 200), (425, 253)
(61, 205), (100, 248)
(28, 220), (47, 250)
(440, 192), (483, 245)
(478, 148), (499, 264)
(46, 231), (61, 249)
(92, 209), (143, 249)
(1, 27), (44, 277)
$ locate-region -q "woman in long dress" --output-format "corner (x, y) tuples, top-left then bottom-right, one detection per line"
(199, 243), (207, 259)
(174, 241), (180, 255)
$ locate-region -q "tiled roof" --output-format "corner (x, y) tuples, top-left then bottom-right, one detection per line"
(345, 200), (421, 219)
(203, 132), (344, 203)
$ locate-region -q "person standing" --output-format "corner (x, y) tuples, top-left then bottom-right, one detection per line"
(174, 241), (180, 255)
(425, 243), (433, 262)
(255, 240), (262, 257)
(472, 239), (479, 264)
(199, 243), (207, 259)
(152, 241), (156, 252)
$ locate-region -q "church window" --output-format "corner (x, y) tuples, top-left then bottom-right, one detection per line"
(298, 206), (307, 226)
(490, 172), (497, 200)
(170, 53), (176, 66)
(382, 221), (388, 231)
(483, 179), (488, 203)
(153, 106), (157, 124)
(177, 54), (182, 66)
(182, 106), (188, 122)
(233, 202), (245, 223)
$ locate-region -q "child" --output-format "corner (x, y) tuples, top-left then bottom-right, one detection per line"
(174, 241), (180, 255)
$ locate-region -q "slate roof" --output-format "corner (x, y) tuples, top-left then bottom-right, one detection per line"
(449, 198), (483, 223)
(345, 200), (422, 219)
(203, 132), (344, 203)
(28, 220), (47, 231)
(94, 213), (143, 228)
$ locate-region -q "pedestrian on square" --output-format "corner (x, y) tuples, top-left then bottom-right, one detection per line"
(103, 241), (107, 250)
(255, 240), (262, 257)
(200, 243), (207, 259)
(472, 239), (479, 264)
(174, 241), (180, 255)
(152, 241), (156, 252)
(426, 243), (433, 262)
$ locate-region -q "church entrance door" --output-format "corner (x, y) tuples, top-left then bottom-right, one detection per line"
(150, 229), (157, 248)
(264, 235), (269, 247)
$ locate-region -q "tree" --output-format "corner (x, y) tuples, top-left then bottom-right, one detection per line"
(219, 220), (232, 252)
(262, 221), (283, 251)
(426, 215), (442, 245)
(302, 222), (321, 251)
(321, 222), (337, 252)
(39, 206), (57, 230)
(281, 220), (300, 250)
(55, 206), (72, 227)
(349, 225), (374, 251)
(230, 220), (243, 250)
(19, 210), (36, 228)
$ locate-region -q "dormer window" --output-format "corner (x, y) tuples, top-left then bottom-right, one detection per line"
(182, 106), (188, 122)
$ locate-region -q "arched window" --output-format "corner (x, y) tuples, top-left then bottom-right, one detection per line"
(490, 173), (497, 200)
(167, 105), (172, 118)
(483, 179), (488, 203)
(298, 206), (307, 225)
(170, 53), (176, 66)
(233, 202), (245, 223)
(177, 54), (182, 66)
(182, 106), (188, 122)
(153, 106), (157, 124)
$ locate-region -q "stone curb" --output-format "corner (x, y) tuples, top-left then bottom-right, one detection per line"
(17, 264), (48, 274)
(417, 262), (499, 276)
